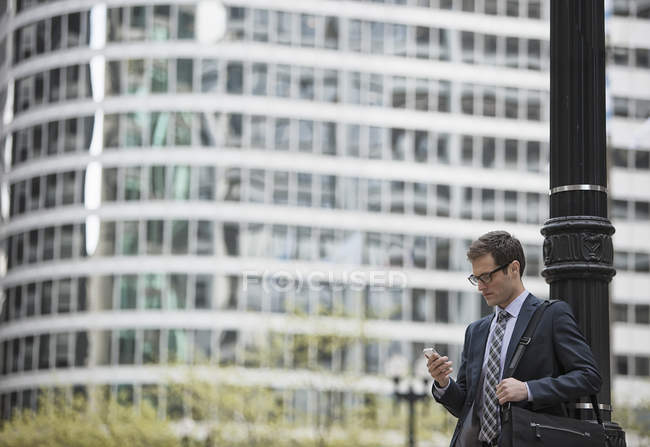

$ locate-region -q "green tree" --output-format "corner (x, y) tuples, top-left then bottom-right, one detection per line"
(0, 392), (177, 447)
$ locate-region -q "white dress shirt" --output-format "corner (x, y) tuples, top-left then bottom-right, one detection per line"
(434, 290), (533, 401)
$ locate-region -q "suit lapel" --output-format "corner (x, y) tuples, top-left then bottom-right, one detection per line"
(504, 294), (538, 373)
(472, 315), (493, 385)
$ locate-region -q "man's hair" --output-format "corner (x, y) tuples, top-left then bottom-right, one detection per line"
(467, 231), (526, 277)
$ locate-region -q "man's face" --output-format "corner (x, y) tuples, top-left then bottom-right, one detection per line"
(470, 254), (518, 309)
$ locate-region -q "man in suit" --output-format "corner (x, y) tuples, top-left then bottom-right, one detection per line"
(426, 231), (601, 447)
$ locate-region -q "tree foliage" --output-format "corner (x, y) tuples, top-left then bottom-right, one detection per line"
(0, 393), (177, 447)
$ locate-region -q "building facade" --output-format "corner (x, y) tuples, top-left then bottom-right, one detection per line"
(0, 0), (648, 430)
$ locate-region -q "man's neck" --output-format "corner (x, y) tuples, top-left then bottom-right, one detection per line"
(498, 286), (526, 309)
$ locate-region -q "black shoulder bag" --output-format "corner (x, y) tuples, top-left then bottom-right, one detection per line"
(499, 301), (611, 447)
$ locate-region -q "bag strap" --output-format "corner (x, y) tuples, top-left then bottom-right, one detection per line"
(503, 300), (552, 379)
(503, 299), (605, 426)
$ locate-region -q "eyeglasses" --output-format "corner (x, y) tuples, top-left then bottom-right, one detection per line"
(467, 262), (511, 286)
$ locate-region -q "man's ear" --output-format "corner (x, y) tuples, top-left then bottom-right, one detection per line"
(510, 261), (520, 276)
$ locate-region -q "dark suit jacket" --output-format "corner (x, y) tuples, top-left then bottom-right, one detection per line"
(433, 294), (602, 447)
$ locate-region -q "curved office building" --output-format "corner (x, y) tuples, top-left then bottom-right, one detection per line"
(0, 0), (649, 428)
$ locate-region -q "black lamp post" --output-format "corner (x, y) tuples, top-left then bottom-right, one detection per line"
(542, 1), (625, 444)
(392, 376), (430, 447)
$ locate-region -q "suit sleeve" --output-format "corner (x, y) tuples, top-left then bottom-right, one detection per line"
(432, 322), (472, 418)
(526, 301), (602, 409)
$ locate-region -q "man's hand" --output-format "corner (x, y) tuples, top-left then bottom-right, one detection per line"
(496, 378), (528, 404)
(426, 353), (453, 388)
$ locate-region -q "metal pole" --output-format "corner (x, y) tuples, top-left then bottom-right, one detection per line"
(543, 1), (625, 444)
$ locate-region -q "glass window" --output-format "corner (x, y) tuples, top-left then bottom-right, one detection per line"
(252, 9), (269, 42)
(149, 112), (169, 146)
(299, 68), (314, 100)
(274, 118), (290, 150)
(143, 329), (160, 364)
(195, 275), (212, 309)
(169, 274), (187, 309)
(506, 37), (519, 68)
(124, 167), (141, 200)
(148, 166), (166, 200)
(175, 59), (193, 92)
(106, 60), (122, 96)
(177, 5), (195, 39)
(121, 221), (139, 255)
(197, 220), (214, 255)
(171, 166), (190, 199)
(171, 220), (189, 254)
(226, 62), (243, 94)
(635, 151), (650, 170)
(526, 192), (540, 224)
(145, 220), (163, 255)
(55, 333), (70, 368)
(461, 84), (474, 114)
(174, 112), (192, 145)
(392, 76), (407, 108)
(505, 190), (518, 222)
(194, 330), (212, 363)
(370, 22), (384, 54)
(299, 120), (314, 152)
(348, 72), (361, 104)
(251, 63), (267, 95)
(168, 329), (189, 363)
(38, 334), (51, 369)
(482, 137), (496, 167)
(219, 330), (238, 366)
(251, 116), (266, 148)
(635, 253), (650, 273)
(635, 356), (650, 377)
(276, 65), (291, 97)
(348, 20), (362, 52)
(416, 27), (430, 59)
(223, 223), (240, 256)
(126, 59), (145, 94)
(200, 59), (219, 93)
(324, 17), (339, 49)
(144, 274), (163, 309)
(120, 274), (137, 309)
(324, 70), (338, 103)
(118, 330), (135, 364)
(276, 11), (292, 45)
(151, 5), (171, 40)
(41, 281), (53, 315)
(527, 141), (541, 171)
(635, 304), (650, 324)
(391, 24), (407, 56)
(436, 238), (451, 270)
(481, 189), (496, 221)
(297, 173), (312, 206)
(321, 122), (337, 155)
(57, 278), (72, 313)
(300, 14), (316, 47)
(461, 31), (475, 64)
(125, 112), (144, 146)
(127, 6), (145, 41)
(66, 65), (81, 100)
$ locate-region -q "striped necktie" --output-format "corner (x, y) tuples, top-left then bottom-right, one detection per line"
(478, 309), (511, 443)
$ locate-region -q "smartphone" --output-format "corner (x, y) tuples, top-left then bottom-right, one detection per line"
(423, 347), (439, 359)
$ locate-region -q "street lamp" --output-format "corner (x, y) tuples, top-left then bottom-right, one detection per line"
(388, 355), (430, 447)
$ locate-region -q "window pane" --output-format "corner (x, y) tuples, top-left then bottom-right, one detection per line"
(145, 220), (163, 254)
(120, 275), (137, 309)
(118, 330), (135, 364)
(169, 274), (187, 309)
(144, 274), (163, 309)
(171, 220), (189, 254)
(143, 330), (160, 364)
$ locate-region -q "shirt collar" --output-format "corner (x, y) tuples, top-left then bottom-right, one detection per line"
(495, 290), (529, 319)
